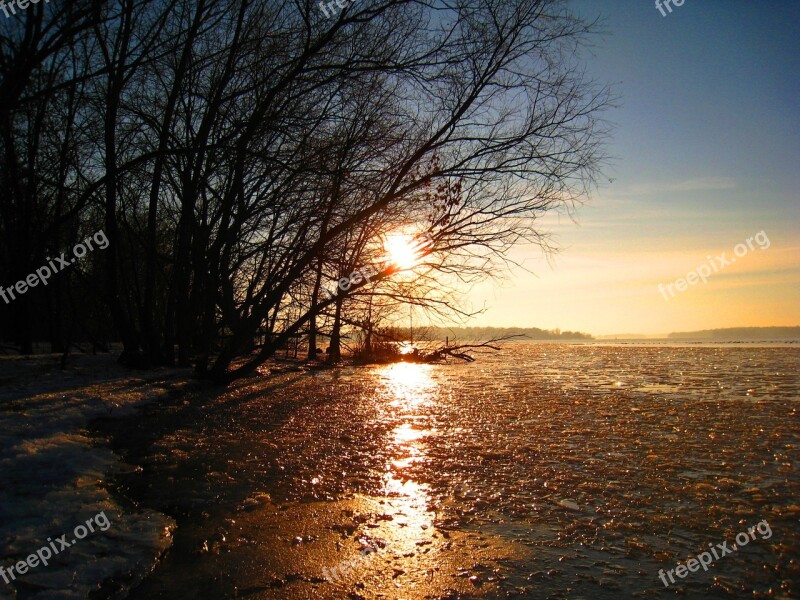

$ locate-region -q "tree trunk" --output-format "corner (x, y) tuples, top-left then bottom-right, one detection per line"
(328, 295), (343, 362)
(307, 257), (325, 360)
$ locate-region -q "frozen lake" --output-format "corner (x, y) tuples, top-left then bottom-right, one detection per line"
(96, 343), (799, 598)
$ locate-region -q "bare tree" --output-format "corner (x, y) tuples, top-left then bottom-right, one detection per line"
(199, 0), (609, 381)
(0, 0), (608, 384)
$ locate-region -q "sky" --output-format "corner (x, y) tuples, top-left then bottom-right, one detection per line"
(466, 0), (800, 337)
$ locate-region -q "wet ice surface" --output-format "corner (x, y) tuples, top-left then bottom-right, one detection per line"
(101, 344), (799, 599)
(0, 356), (180, 600)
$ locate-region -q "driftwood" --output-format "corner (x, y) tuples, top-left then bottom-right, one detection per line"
(416, 335), (523, 363)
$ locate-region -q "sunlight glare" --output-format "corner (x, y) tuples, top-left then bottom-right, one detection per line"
(392, 422), (428, 444)
(380, 362), (435, 408)
(384, 234), (426, 269)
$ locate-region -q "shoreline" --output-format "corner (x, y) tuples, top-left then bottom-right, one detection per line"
(0, 354), (191, 599)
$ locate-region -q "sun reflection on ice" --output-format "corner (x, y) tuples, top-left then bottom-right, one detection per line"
(392, 422), (427, 444)
(375, 362), (438, 544)
(380, 362), (436, 408)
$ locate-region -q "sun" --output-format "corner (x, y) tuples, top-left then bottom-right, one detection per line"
(384, 234), (428, 269)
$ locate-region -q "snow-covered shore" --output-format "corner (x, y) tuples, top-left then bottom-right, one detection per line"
(0, 354), (191, 599)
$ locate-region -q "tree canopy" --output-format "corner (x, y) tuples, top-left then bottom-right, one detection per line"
(0, 0), (609, 382)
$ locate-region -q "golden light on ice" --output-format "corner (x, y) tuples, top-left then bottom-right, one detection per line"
(380, 362), (435, 408)
(392, 422), (427, 444)
(375, 361), (438, 540)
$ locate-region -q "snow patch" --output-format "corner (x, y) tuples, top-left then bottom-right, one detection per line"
(0, 355), (186, 598)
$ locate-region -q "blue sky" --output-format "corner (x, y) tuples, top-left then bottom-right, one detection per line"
(468, 0), (800, 335)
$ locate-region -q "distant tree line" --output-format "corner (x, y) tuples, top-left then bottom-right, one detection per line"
(418, 326), (592, 341)
(0, 0), (608, 382)
(668, 327), (800, 340)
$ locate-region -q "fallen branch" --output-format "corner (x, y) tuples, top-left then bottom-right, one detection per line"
(419, 335), (523, 363)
